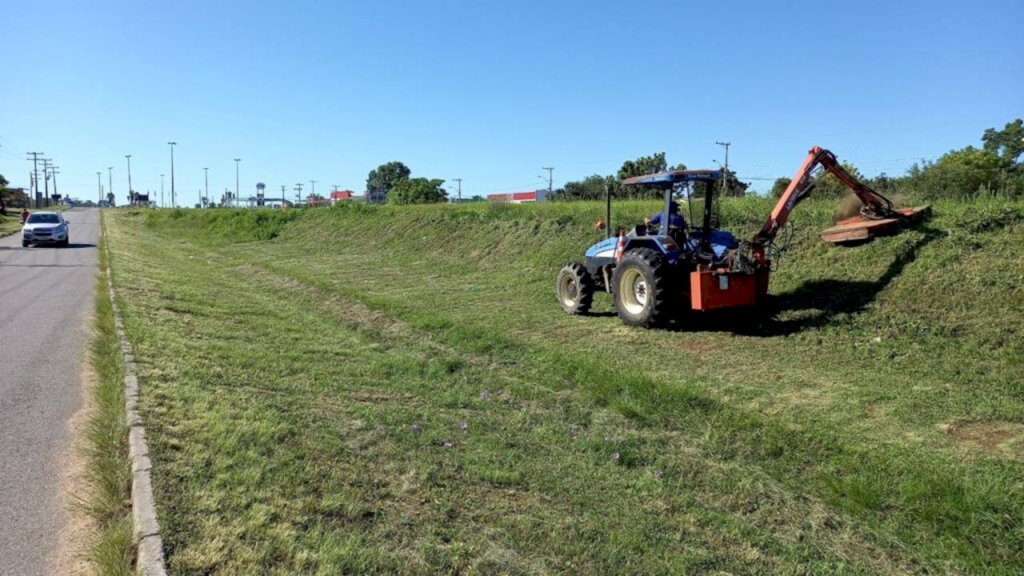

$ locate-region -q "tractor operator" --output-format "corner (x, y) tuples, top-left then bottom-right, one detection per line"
(644, 200), (685, 232)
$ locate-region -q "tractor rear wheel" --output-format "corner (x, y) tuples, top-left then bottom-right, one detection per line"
(556, 262), (594, 315)
(612, 248), (671, 328)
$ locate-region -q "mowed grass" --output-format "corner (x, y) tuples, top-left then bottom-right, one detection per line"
(103, 197), (1024, 574)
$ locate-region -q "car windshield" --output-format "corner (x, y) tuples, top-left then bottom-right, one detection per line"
(27, 214), (61, 224)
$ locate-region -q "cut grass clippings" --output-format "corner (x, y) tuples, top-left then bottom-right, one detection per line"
(104, 198), (1024, 574)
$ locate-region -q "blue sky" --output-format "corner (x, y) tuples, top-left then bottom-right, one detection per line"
(1, 0), (1021, 204)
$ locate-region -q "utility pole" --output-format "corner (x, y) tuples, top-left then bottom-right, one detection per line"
(541, 166), (554, 193)
(97, 172), (102, 205)
(160, 174), (165, 207)
(41, 158), (52, 205)
(310, 180), (317, 199)
(203, 167), (209, 209)
(231, 157), (238, 207)
(107, 167), (113, 207)
(280, 185), (287, 207)
(452, 178), (462, 203)
(294, 183), (303, 206)
(50, 165), (60, 203)
(125, 155), (133, 204)
(715, 141), (731, 197)
(26, 152), (44, 207)
(168, 142), (177, 208)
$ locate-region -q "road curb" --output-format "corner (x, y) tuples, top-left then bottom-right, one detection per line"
(105, 248), (169, 576)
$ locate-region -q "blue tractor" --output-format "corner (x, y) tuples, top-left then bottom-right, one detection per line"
(556, 168), (770, 328)
(556, 147), (931, 328)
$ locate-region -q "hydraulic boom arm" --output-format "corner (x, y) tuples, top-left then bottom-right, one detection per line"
(756, 146), (897, 242)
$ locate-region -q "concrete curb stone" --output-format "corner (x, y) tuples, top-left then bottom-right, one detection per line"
(105, 246), (169, 576)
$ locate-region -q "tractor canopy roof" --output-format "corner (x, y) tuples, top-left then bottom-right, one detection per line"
(622, 169), (721, 186)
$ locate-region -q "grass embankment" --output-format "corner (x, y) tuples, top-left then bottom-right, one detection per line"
(85, 225), (134, 575)
(104, 198), (1024, 574)
(0, 210), (21, 236)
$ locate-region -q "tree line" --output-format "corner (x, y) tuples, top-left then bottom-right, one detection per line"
(768, 119), (1024, 200)
(551, 152), (750, 202)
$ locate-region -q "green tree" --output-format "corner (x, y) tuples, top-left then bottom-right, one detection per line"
(0, 173), (8, 215)
(554, 174), (612, 201)
(366, 161), (411, 200)
(387, 178), (447, 205)
(617, 153), (687, 199)
(812, 162), (866, 199)
(617, 152), (669, 181)
(770, 177), (792, 199)
(715, 169), (750, 198)
(908, 147), (1007, 199)
(982, 118), (1023, 166)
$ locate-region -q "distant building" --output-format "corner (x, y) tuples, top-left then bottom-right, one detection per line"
(365, 189), (387, 204)
(330, 190), (354, 203)
(486, 189), (549, 203)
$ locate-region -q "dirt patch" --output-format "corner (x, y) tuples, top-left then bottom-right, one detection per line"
(945, 421), (1024, 460)
(53, 345), (100, 574)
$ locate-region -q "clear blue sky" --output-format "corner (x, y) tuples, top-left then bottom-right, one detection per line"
(1, 0), (1021, 204)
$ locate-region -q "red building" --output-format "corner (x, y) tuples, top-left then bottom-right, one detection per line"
(330, 190), (354, 203)
(486, 190), (549, 203)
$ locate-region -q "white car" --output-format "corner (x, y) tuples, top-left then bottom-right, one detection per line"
(22, 211), (70, 247)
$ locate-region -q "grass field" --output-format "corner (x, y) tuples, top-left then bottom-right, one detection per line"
(102, 197), (1024, 574)
(0, 210), (21, 237)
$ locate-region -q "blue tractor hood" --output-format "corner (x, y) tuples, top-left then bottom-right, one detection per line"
(585, 236), (620, 259)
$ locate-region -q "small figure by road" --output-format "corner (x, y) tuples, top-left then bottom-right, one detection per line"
(20, 208), (30, 224)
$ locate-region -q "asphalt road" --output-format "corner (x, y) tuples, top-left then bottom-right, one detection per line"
(0, 209), (100, 576)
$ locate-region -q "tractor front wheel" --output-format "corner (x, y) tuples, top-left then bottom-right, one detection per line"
(556, 262), (594, 315)
(612, 248), (671, 328)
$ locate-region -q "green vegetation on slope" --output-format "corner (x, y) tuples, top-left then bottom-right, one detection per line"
(85, 228), (134, 575)
(106, 197), (1024, 574)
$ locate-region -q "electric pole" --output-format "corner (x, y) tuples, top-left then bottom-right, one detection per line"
(234, 158), (241, 207)
(97, 172), (102, 205)
(41, 158), (53, 205)
(160, 174), (165, 207)
(125, 155), (133, 204)
(715, 141), (731, 197)
(452, 178), (462, 203)
(107, 166), (113, 207)
(26, 152), (44, 207)
(310, 180), (317, 199)
(294, 183), (303, 206)
(203, 167), (209, 209)
(50, 165), (60, 203)
(168, 142), (177, 208)
(541, 167), (554, 193)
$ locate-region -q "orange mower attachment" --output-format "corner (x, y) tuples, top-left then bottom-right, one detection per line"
(819, 206), (932, 244)
(758, 146), (930, 247)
